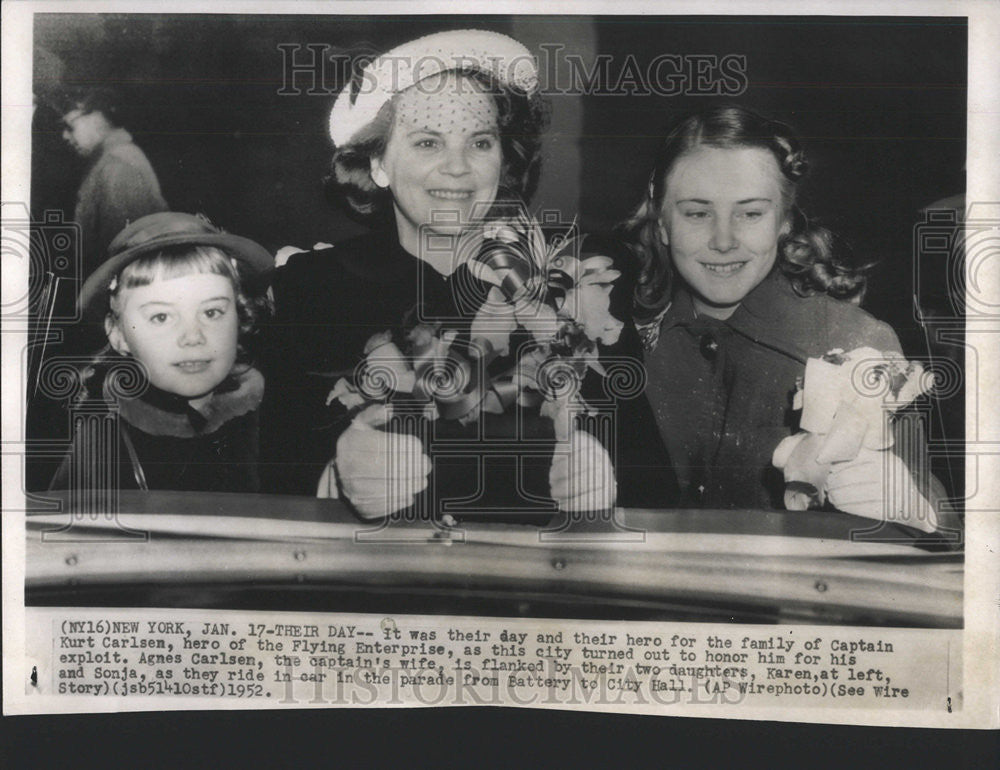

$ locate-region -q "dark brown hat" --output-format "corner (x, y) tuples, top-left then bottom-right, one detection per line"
(79, 212), (272, 319)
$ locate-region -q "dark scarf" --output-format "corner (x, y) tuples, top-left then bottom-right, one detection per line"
(107, 367), (264, 437)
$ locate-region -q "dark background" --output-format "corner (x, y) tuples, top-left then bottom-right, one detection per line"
(29, 13), (968, 494)
(13, 14), (983, 746)
(32, 13), (967, 335)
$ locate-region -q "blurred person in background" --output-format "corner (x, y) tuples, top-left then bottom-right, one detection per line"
(58, 87), (168, 275)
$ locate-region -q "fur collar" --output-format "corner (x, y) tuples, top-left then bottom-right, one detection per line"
(109, 367), (264, 438)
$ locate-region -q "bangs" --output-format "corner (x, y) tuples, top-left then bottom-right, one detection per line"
(118, 244), (239, 289)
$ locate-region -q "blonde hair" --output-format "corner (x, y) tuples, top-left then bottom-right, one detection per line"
(621, 106), (870, 324)
(106, 244), (267, 366)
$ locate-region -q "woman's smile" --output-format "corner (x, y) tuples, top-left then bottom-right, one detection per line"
(699, 260), (749, 276)
(427, 189), (475, 200)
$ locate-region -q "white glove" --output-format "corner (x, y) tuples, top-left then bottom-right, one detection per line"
(773, 433), (938, 533)
(549, 429), (617, 512)
(327, 404), (432, 519)
(826, 447), (938, 534)
(772, 432), (829, 511)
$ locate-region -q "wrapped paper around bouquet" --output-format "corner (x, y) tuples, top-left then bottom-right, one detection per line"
(772, 346), (932, 513)
(319, 209), (625, 515)
(326, 210), (625, 433)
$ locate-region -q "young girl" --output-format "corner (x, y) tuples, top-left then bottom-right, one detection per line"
(622, 106), (953, 537)
(51, 212), (272, 493)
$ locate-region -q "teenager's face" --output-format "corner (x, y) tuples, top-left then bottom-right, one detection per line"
(61, 108), (110, 157)
(107, 272), (239, 401)
(659, 146), (788, 319)
(371, 72), (502, 256)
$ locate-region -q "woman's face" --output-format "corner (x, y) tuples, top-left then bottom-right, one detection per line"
(659, 146), (788, 319)
(371, 72), (502, 256)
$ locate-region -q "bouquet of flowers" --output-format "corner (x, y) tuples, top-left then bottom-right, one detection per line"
(772, 346), (938, 531)
(326, 210), (625, 442)
(795, 347), (929, 455)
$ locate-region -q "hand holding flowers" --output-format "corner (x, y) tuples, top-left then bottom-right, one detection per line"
(772, 347), (938, 532)
(326, 210), (625, 518)
(317, 403), (432, 519)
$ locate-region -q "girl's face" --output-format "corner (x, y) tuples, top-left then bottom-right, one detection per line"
(370, 72), (502, 256)
(107, 272), (239, 404)
(658, 146), (789, 319)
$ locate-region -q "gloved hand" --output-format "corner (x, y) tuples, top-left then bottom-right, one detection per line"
(773, 432), (937, 533)
(549, 429), (617, 512)
(322, 404), (432, 519)
(771, 432), (830, 511)
(826, 446), (938, 533)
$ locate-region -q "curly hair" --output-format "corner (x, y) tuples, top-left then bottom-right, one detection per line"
(327, 68), (549, 217)
(620, 106), (870, 324)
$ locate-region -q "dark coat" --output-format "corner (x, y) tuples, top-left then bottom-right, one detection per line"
(260, 228), (677, 514)
(51, 366), (263, 494)
(643, 271), (907, 510)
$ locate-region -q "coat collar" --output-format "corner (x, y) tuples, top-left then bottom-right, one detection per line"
(657, 270), (810, 362)
(101, 127), (133, 152)
(728, 271), (813, 362)
(87, 127), (133, 168)
(110, 367), (263, 438)
(333, 227), (485, 287)
(332, 228), (420, 283)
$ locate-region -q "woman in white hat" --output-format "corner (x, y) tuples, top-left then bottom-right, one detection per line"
(261, 30), (676, 519)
